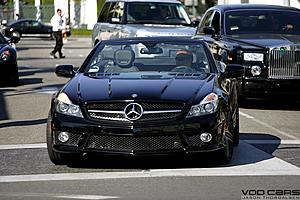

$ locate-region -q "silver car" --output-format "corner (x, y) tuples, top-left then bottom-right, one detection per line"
(92, 0), (197, 46)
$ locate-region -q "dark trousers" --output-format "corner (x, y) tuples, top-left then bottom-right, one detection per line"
(52, 31), (63, 56)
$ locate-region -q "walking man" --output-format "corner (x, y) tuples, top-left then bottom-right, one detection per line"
(50, 9), (65, 59)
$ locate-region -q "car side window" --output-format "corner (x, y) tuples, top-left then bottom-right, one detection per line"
(98, 2), (111, 22)
(197, 10), (214, 34)
(107, 2), (125, 23)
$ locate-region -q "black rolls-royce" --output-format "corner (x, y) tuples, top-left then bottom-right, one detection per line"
(46, 37), (243, 165)
(194, 4), (300, 99)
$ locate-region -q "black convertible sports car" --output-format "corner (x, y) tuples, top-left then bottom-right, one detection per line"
(4, 19), (71, 39)
(195, 4), (300, 99)
(46, 37), (243, 165)
(0, 32), (20, 86)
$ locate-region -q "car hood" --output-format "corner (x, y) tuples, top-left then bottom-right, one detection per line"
(125, 24), (196, 37)
(63, 73), (215, 104)
(226, 34), (300, 49)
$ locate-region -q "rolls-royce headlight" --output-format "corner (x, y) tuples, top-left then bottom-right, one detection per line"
(251, 65), (262, 76)
(56, 93), (83, 118)
(187, 93), (219, 118)
(243, 53), (264, 61)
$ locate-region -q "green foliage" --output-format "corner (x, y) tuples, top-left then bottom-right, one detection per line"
(20, 0), (54, 5)
(97, 0), (105, 14)
(72, 28), (92, 36)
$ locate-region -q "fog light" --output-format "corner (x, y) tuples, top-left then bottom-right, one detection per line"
(200, 133), (212, 143)
(251, 65), (261, 76)
(58, 132), (69, 143)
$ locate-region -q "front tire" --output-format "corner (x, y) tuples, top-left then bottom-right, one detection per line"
(12, 31), (21, 38)
(218, 137), (234, 164)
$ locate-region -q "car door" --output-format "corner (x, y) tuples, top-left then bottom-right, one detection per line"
(196, 10), (223, 61)
(22, 20), (36, 34)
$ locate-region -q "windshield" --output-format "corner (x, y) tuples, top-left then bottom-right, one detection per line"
(127, 2), (191, 25)
(225, 10), (300, 35)
(84, 41), (211, 75)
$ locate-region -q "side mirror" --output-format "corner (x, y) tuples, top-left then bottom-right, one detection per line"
(10, 35), (20, 44)
(1, 19), (7, 26)
(55, 65), (75, 78)
(203, 26), (215, 36)
(224, 64), (244, 78)
(192, 20), (200, 28)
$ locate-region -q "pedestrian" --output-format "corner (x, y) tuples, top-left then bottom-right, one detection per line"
(50, 8), (66, 59)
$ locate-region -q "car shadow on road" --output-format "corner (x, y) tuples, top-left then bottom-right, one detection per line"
(64, 133), (280, 170)
(240, 98), (300, 111)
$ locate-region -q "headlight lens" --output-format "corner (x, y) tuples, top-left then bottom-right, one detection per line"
(56, 93), (83, 118)
(187, 93), (219, 118)
(243, 53), (264, 61)
(0, 50), (11, 61)
(251, 65), (262, 76)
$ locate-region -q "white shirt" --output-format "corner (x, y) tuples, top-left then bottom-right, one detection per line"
(51, 14), (66, 32)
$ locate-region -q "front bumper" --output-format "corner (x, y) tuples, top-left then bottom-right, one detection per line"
(240, 77), (300, 98)
(48, 113), (226, 156)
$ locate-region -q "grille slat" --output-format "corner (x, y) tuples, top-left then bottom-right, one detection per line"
(269, 49), (300, 79)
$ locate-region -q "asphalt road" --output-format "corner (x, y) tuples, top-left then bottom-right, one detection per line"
(0, 37), (299, 200)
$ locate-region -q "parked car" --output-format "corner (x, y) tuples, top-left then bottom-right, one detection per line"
(0, 32), (20, 86)
(194, 4), (300, 99)
(4, 19), (71, 39)
(91, 0), (198, 46)
(46, 37), (243, 165)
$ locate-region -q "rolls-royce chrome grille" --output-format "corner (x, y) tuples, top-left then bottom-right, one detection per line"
(269, 49), (300, 79)
(86, 102), (184, 122)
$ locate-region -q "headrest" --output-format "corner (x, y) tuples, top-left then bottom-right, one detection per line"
(175, 50), (193, 61)
(114, 49), (135, 68)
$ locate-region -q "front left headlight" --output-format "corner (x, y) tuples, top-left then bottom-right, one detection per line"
(55, 92), (83, 118)
(0, 50), (11, 61)
(186, 93), (219, 118)
(243, 53), (264, 62)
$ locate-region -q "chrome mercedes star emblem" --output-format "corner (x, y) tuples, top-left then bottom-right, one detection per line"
(131, 93), (138, 98)
(124, 103), (143, 121)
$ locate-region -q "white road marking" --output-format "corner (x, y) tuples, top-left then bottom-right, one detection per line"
(239, 111), (299, 140)
(0, 141), (299, 183)
(54, 194), (119, 199)
(0, 143), (46, 150)
(0, 193), (119, 200)
(244, 140), (300, 145)
(33, 87), (59, 94)
(239, 111), (254, 119)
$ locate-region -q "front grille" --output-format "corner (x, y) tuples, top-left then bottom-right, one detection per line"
(86, 135), (182, 152)
(269, 49), (300, 79)
(86, 101), (184, 122)
(86, 102), (184, 110)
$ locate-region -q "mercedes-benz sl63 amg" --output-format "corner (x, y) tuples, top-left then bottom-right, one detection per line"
(46, 37), (243, 165)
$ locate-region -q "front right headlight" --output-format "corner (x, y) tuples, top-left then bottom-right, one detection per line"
(186, 93), (219, 118)
(55, 93), (83, 118)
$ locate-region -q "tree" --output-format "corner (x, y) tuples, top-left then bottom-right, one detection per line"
(0, 0), (8, 5)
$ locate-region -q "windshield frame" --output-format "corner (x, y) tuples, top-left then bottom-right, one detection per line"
(0, 33), (7, 44)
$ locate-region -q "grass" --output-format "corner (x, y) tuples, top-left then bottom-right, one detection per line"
(71, 29), (93, 36)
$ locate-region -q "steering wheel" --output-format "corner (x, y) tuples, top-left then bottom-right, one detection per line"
(171, 66), (195, 73)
